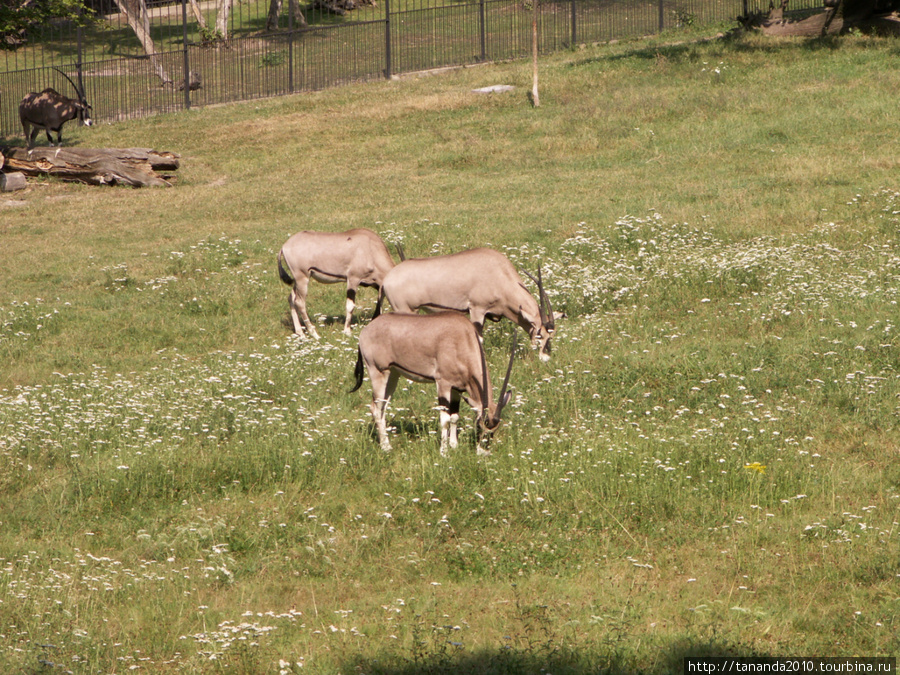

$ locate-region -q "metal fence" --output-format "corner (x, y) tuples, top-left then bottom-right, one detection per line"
(0, 0), (820, 140)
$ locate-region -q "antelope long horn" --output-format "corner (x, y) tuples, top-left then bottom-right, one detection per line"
(493, 330), (517, 422)
(395, 242), (406, 262)
(53, 67), (84, 101)
(522, 267), (550, 326)
(537, 265), (555, 329)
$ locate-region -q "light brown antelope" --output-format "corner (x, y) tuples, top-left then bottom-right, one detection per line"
(20, 68), (92, 149)
(376, 247), (558, 361)
(350, 312), (516, 455)
(277, 228), (397, 339)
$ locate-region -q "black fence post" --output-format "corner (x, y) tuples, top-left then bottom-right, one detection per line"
(182, 0), (191, 110)
(384, 0), (392, 79)
(658, 0), (664, 31)
(289, 4), (295, 93)
(76, 9), (85, 102)
(570, 0), (577, 46)
(479, 0), (486, 61)
(384, 0), (392, 78)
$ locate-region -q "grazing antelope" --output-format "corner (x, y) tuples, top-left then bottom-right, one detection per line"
(277, 228), (397, 339)
(350, 312), (516, 455)
(20, 68), (92, 149)
(376, 247), (558, 361)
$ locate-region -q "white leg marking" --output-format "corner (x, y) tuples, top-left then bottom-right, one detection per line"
(439, 409), (451, 457)
(449, 413), (460, 449)
(343, 297), (355, 336)
(289, 290), (305, 335)
(373, 398), (392, 451)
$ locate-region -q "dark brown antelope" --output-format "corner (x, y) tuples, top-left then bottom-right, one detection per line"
(19, 68), (92, 149)
(277, 228), (398, 339)
(376, 247), (558, 361)
(350, 312), (516, 455)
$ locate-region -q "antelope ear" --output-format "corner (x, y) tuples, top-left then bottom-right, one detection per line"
(553, 311), (566, 321)
(500, 391), (512, 407)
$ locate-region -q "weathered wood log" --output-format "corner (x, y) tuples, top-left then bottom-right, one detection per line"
(0, 147), (180, 188)
(758, 9), (900, 34)
(758, 10), (837, 36)
(1, 172), (28, 192)
(750, 0), (900, 36)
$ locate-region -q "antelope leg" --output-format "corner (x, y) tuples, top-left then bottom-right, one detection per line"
(289, 277), (320, 339)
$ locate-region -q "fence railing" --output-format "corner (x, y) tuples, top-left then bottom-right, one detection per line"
(0, 0), (820, 140)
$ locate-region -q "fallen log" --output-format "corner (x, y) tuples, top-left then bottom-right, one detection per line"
(747, 0), (900, 36)
(1, 172), (28, 192)
(0, 147), (180, 187)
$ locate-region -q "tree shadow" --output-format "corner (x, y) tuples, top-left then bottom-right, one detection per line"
(0, 133), (92, 150)
(568, 23), (863, 71)
(344, 638), (770, 675)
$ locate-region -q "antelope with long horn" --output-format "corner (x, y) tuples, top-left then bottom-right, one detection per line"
(20, 68), (92, 149)
(351, 312), (516, 455)
(375, 247), (558, 361)
(277, 228), (398, 339)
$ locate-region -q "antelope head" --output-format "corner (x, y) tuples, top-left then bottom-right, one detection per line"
(54, 67), (92, 126)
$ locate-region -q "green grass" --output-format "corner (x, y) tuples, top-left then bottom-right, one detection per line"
(2, 29), (900, 674)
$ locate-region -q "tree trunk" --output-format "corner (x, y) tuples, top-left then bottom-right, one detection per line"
(289, 0), (308, 27)
(215, 0), (232, 39)
(188, 0), (208, 31)
(1, 147), (180, 187)
(113, 0), (172, 84)
(266, 0), (283, 31)
(266, 0), (307, 30)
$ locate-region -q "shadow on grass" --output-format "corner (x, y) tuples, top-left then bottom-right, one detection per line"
(355, 415), (455, 448)
(0, 133), (92, 150)
(568, 25), (862, 70)
(344, 638), (769, 675)
(280, 307), (382, 334)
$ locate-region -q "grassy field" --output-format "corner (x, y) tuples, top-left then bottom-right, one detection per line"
(1, 27), (899, 674)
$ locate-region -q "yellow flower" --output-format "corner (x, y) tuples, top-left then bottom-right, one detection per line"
(743, 462), (767, 474)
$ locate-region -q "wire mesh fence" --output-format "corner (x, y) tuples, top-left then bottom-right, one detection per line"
(0, 0), (821, 140)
